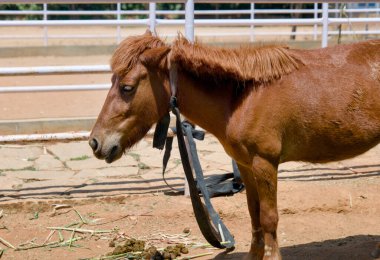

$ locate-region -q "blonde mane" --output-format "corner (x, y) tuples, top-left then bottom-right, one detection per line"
(171, 36), (303, 84)
(111, 33), (302, 84)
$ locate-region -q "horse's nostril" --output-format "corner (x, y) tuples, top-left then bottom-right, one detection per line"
(89, 138), (99, 152)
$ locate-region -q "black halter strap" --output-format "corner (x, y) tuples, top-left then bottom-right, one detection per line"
(153, 63), (236, 250)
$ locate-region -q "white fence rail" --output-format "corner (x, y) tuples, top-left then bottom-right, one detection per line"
(0, 84), (110, 93)
(0, 8), (379, 16)
(1, 17), (379, 27)
(0, 65), (110, 76)
(0, 132), (90, 142)
(0, 65), (111, 93)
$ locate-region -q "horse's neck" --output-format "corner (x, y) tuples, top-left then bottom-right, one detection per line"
(176, 72), (231, 139)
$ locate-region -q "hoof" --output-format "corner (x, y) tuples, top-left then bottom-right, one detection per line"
(244, 245), (264, 260)
(243, 252), (262, 260)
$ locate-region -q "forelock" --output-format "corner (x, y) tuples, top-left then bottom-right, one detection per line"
(110, 34), (166, 76)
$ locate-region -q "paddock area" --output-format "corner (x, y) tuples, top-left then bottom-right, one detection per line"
(1, 5), (380, 259)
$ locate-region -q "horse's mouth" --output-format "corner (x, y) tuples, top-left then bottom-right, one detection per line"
(91, 128), (147, 164)
(105, 145), (123, 164)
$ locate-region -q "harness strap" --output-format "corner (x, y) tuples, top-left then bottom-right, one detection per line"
(160, 125), (244, 197)
(153, 113), (170, 150)
(160, 125), (205, 192)
(153, 61), (237, 249)
(171, 106), (235, 249)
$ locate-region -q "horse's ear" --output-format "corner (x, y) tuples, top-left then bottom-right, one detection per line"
(140, 46), (171, 68)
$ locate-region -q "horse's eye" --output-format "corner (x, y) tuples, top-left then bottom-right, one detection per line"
(121, 85), (134, 93)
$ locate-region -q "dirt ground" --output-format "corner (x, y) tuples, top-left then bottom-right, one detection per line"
(0, 55), (111, 120)
(0, 142), (379, 260)
(0, 136), (378, 260)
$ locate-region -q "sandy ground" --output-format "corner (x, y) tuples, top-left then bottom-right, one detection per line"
(0, 55), (111, 120)
(0, 135), (379, 260)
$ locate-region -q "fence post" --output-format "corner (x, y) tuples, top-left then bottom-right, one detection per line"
(116, 2), (121, 44)
(185, 0), (194, 42)
(365, 2), (369, 38)
(184, 0), (195, 197)
(250, 3), (255, 42)
(149, 2), (156, 34)
(43, 3), (48, 46)
(313, 3), (318, 40)
(322, 3), (329, 47)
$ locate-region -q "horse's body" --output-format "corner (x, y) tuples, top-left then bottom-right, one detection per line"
(90, 31), (380, 259)
(221, 42), (380, 166)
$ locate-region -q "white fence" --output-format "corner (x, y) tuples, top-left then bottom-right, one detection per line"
(0, 2), (379, 46)
(1, 0), (380, 141)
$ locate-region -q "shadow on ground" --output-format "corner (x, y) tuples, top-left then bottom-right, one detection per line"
(214, 235), (379, 260)
(279, 163), (380, 182)
(1, 163), (379, 202)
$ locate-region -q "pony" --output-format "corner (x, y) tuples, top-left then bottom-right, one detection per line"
(89, 30), (380, 259)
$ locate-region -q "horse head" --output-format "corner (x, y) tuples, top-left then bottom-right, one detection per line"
(89, 31), (171, 163)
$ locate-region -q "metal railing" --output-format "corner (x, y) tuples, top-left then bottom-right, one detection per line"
(0, 65), (111, 93)
(0, 2), (379, 45)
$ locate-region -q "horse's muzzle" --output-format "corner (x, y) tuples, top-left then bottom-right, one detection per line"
(105, 145), (121, 163)
(89, 135), (123, 163)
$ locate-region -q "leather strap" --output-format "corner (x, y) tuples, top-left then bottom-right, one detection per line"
(153, 63), (236, 249)
(172, 107), (235, 249)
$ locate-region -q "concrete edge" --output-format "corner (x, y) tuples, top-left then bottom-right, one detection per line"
(0, 117), (96, 135)
(0, 115), (178, 136)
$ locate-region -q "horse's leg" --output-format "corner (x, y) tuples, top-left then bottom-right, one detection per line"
(252, 155), (281, 260)
(237, 163), (264, 259)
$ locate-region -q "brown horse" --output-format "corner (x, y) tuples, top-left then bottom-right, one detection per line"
(89, 30), (380, 259)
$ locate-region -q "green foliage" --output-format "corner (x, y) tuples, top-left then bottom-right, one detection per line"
(120, 3), (148, 19)
(158, 3), (183, 11)
(69, 155), (90, 161)
(128, 152), (140, 162)
(138, 162), (150, 170)
(0, 4), (42, 20)
(29, 211), (39, 220)
(121, 3), (146, 10)
(0, 4), (41, 11)
(48, 4), (116, 20)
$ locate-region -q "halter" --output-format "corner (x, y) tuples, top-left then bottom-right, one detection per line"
(153, 60), (236, 250)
